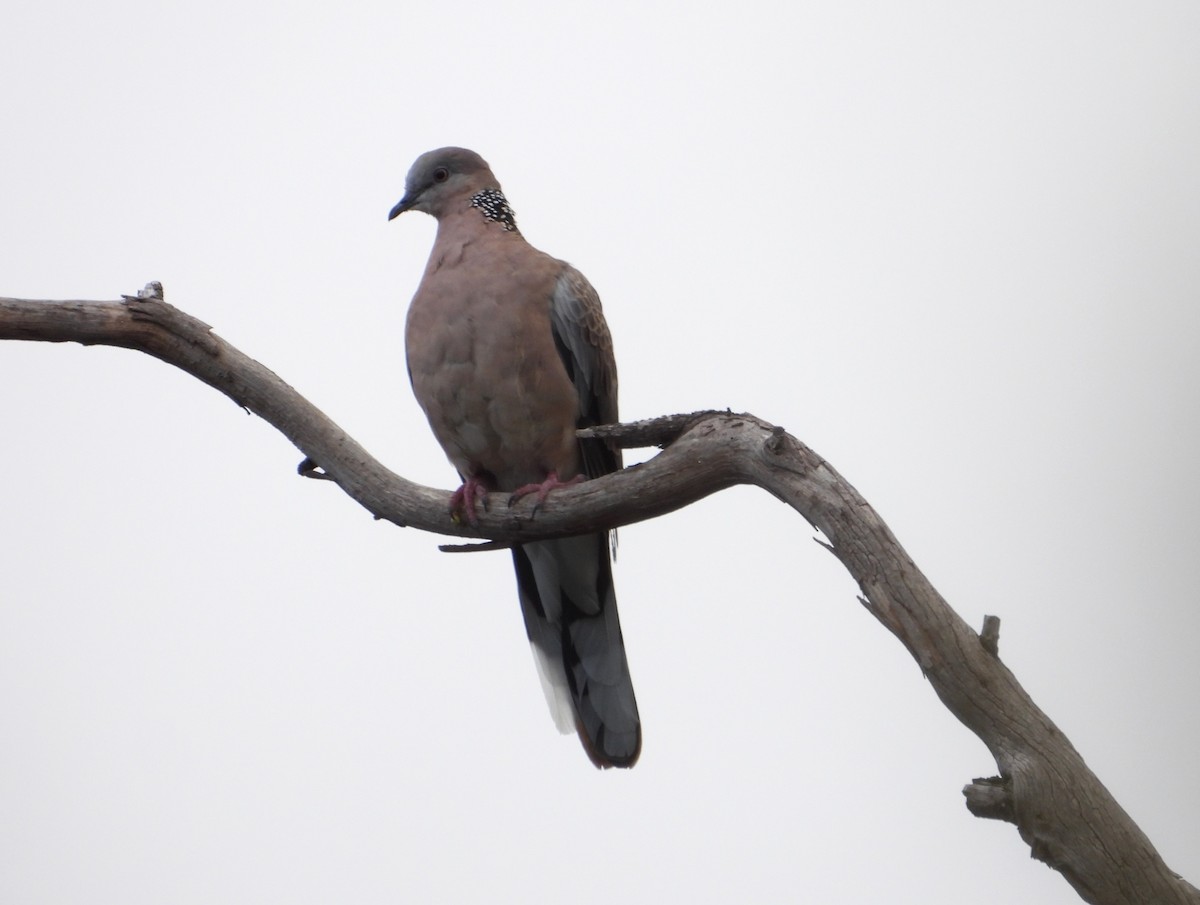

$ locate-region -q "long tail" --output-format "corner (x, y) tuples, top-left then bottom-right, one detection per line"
(512, 533), (641, 768)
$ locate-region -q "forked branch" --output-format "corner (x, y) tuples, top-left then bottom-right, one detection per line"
(1, 287), (1195, 905)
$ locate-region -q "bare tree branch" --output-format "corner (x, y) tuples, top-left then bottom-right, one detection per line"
(2, 288), (1196, 905)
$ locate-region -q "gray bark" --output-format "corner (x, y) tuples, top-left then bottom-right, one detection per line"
(1, 286), (1196, 905)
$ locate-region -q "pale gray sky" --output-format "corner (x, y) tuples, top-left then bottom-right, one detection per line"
(3, 2), (1199, 902)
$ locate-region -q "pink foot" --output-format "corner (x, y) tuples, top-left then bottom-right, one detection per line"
(449, 476), (490, 526)
(507, 471), (585, 515)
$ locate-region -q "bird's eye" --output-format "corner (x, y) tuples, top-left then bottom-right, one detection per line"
(433, 167), (450, 183)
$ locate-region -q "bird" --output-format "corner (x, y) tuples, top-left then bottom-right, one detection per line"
(389, 147), (641, 768)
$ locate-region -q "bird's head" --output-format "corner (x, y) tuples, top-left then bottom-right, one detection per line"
(388, 147), (497, 221)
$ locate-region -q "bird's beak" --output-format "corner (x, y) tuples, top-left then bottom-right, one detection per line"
(388, 195), (414, 221)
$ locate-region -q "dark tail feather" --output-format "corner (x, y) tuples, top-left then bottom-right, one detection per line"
(512, 534), (641, 768)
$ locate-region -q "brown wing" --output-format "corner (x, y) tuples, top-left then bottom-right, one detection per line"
(548, 264), (621, 479)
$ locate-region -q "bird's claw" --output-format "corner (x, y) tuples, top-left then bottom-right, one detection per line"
(507, 471), (585, 516)
(450, 477), (490, 526)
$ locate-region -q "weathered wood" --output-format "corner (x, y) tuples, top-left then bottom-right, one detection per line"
(2, 288), (1196, 904)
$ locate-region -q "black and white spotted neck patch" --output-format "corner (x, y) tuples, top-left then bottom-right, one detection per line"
(470, 187), (518, 232)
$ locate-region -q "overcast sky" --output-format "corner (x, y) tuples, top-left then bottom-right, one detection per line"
(3, 2), (1199, 902)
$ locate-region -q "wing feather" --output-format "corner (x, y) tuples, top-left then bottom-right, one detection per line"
(548, 265), (621, 479)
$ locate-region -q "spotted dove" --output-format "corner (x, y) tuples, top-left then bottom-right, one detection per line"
(389, 148), (641, 768)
